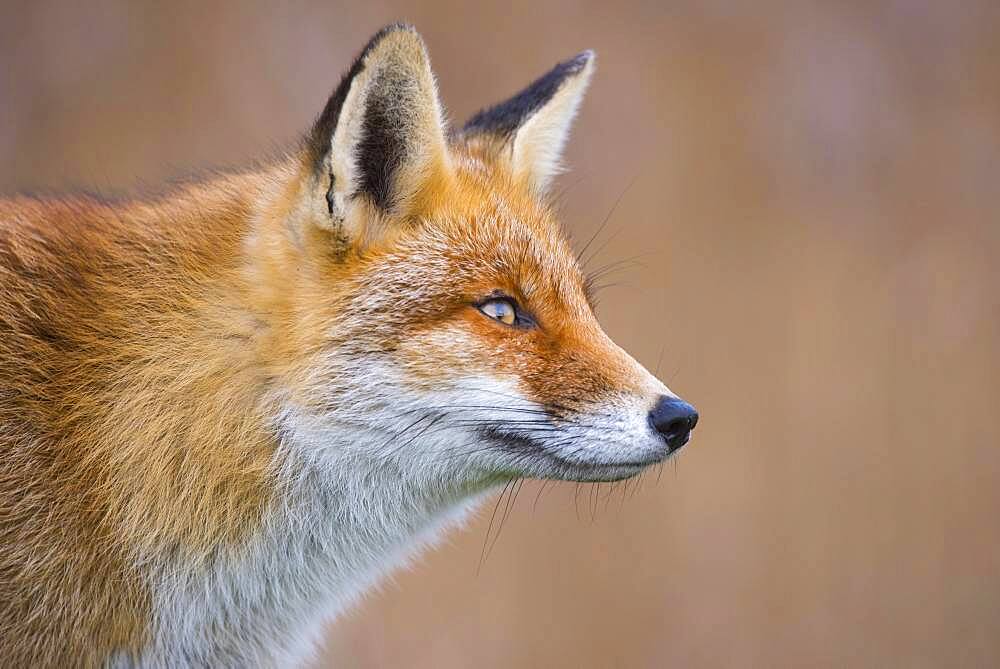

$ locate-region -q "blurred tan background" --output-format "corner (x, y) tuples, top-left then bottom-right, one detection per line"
(3, 1), (999, 666)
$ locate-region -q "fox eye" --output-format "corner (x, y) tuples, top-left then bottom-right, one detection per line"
(477, 298), (518, 326)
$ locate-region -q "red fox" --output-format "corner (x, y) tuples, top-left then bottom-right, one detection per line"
(0, 24), (698, 666)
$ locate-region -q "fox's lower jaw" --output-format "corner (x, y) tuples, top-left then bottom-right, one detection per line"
(430, 381), (698, 484)
(473, 424), (687, 483)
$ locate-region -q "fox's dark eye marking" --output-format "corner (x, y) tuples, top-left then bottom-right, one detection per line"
(475, 294), (536, 329)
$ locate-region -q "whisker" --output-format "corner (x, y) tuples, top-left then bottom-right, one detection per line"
(532, 480), (552, 514)
(578, 176), (637, 270)
(478, 479), (514, 574)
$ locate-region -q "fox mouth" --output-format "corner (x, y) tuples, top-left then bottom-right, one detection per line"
(475, 425), (673, 482)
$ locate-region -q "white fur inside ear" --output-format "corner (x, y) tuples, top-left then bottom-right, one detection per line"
(317, 29), (450, 233)
(326, 74), (368, 224)
(511, 57), (594, 193)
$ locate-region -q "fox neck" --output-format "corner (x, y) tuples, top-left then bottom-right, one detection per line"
(144, 421), (488, 665)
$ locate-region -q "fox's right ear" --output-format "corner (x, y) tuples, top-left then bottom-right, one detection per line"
(303, 24), (450, 243)
(462, 51), (595, 195)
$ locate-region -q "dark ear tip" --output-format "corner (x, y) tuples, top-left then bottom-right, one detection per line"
(462, 48), (596, 138)
(570, 49), (596, 71)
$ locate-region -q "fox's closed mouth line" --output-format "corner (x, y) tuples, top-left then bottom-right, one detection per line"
(475, 425), (669, 474)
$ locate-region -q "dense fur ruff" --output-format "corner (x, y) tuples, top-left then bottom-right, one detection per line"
(0, 25), (695, 666)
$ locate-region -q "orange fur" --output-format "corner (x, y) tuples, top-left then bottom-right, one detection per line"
(0, 177), (281, 663)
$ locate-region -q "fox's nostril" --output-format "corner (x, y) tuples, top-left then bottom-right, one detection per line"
(649, 396), (699, 451)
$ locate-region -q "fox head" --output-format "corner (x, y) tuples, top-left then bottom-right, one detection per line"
(264, 24), (697, 489)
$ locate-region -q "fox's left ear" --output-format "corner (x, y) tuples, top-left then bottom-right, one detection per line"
(462, 51), (595, 194)
(305, 24), (450, 239)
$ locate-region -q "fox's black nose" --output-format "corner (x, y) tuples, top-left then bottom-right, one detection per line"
(650, 396), (699, 451)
